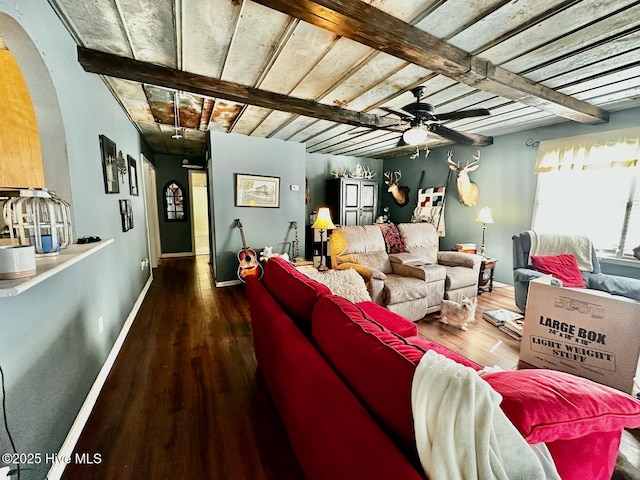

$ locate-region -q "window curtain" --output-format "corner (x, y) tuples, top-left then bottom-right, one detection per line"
(535, 127), (640, 173)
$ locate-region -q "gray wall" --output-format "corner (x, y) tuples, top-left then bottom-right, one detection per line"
(0, 3), (151, 479)
(383, 107), (640, 285)
(153, 154), (194, 254)
(305, 153), (383, 222)
(209, 132), (307, 283)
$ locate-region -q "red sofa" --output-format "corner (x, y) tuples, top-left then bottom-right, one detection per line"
(246, 257), (640, 480)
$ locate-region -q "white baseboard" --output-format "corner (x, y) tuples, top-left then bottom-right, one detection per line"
(160, 252), (194, 258)
(215, 279), (242, 287)
(47, 274), (153, 480)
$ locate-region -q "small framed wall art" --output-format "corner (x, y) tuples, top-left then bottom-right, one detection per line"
(235, 173), (280, 208)
(99, 134), (119, 194)
(127, 155), (139, 196)
(120, 199), (134, 232)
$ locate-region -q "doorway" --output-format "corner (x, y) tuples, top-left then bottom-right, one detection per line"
(142, 155), (161, 268)
(189, 170), (210, 256)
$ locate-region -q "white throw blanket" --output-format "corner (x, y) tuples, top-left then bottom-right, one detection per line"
(411, 350), (560, 480)
(527, 230), (593, 271)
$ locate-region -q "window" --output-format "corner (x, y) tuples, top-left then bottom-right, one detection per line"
(163, 181), (187, 222)
(531, 128), (640, 259)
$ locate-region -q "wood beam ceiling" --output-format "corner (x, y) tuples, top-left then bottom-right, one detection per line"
(77, 47), (402, 132)
(252, 0), (610, 125)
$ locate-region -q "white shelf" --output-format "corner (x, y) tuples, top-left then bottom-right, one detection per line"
(0, 239), (114, 297)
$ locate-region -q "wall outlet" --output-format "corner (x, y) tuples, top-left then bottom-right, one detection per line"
(0, 466), (10, 480)
(290, 184), (299, 191)
(98, 315), (104, 333)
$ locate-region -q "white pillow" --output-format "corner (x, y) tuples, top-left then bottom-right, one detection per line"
(305, 268), (371, 304)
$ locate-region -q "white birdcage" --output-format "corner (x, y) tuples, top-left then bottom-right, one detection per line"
(2, 188), (72, 256)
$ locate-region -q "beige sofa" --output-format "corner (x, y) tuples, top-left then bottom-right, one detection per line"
(330, 222), (482, 321)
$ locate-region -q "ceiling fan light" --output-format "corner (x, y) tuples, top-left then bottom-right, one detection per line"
(402, 125), (428, 145)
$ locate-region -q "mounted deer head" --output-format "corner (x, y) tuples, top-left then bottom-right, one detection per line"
(447, 150), (480, 206)
(384, 170), (410, 207)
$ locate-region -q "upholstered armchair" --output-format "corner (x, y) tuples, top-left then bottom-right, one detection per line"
(512, 231), (640, 311)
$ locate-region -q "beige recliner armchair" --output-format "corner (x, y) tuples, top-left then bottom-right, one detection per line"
(330, 223), (481, 321)
(397, 223), (482, 303)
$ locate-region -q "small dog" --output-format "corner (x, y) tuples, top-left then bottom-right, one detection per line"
(439, 295), (478, 331)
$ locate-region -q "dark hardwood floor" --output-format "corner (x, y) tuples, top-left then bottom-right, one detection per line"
(62, 256), (639, 479)
(62, 256), (304, 480)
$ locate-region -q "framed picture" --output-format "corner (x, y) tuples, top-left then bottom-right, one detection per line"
(99, 135), (119, 194)
(119, 199), (134, 232)
(235, 173), (280, 208)
(127, 155), (139, 196)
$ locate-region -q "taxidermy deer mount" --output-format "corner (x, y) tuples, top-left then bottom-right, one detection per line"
(384, 170), (410, 207)
(448, 150), (480, 207)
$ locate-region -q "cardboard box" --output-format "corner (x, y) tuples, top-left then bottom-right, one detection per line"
(520, 275), (640, 394)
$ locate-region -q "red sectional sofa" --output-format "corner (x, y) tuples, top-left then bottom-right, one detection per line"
(246, 257), (640, 480)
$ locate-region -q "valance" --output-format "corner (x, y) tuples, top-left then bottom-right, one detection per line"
(535, 127), (640, 173)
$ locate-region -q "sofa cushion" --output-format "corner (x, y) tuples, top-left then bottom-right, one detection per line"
(589, 272), (640, 301)
(530, 253), (586, 288)
(406, 335), (481, 370)
(312, 295), (480, 456)
(383, 275), (429, 304)
(397, 223), (439, 264)
(262, 257), (331, 332)
(444, 265), (479, 290)
(481, 369), (640, 444)
(357, 301), (418, 337)
(246, 277), (424, 480)
(332, 225), (392, 274)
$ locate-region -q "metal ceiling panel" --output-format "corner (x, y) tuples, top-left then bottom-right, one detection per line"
(52, 0), (132, 54)
(221, 3), (294, 86)
(182, 0), (241, 76)
(52, 0), (640, 159)
(119, 0), (176, 66)
(479, 0), (637, 65)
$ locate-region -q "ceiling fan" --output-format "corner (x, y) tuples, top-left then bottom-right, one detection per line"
(382, 86), (490, 146)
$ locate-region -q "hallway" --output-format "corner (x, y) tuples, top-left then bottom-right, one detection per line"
(62, 256), (303, 480)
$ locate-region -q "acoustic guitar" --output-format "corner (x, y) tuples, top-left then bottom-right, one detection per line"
(234, 219), (263, 282)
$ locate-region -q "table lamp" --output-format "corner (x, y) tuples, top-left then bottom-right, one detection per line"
(475, 206), (494, 257)
(311, 207), (335, 271)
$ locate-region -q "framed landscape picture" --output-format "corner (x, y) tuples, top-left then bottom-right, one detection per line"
(99, 134), (119, 194)
(235, 173), (280, 208)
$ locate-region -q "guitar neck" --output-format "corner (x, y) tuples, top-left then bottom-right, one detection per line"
(239, 226), (249, 253)
(292, 221), (300, 259)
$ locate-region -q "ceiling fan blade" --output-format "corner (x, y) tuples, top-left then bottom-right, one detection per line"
(429, 124), (478, 145)
(380, 106), (414, 120)
(432, 108), (491, 121)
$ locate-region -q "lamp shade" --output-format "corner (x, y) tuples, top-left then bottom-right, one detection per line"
(402, 125), (428, 145)
(312, 207), (336, 230)
(475, 206), (494, 224)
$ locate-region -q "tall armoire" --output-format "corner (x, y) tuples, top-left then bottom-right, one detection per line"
(326, 177), (378, 226)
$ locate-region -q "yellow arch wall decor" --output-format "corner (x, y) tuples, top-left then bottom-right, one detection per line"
(0, 37), (45, 188)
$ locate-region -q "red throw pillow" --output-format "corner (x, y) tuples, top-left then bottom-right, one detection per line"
(530, 253), (586, 288)
(481, 369), (640, 444)
(376, 223), (405, 254)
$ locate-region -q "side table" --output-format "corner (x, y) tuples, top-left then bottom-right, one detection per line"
(478, 257), (497, 295)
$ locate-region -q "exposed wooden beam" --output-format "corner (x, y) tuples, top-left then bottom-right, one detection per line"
(77, 47), (401, 132)
(252, 0), (609, 125)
